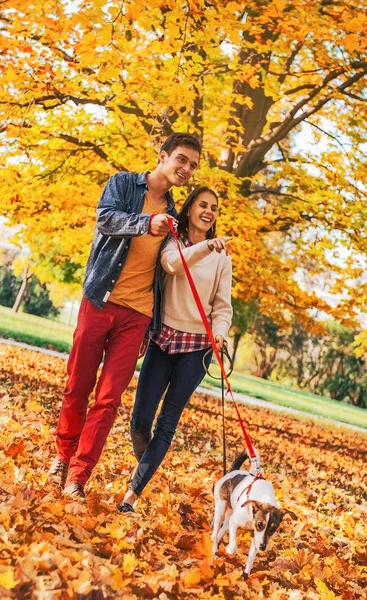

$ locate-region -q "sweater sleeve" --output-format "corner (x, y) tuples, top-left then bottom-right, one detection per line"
(160, 238), (212, 274)
(211, 256), (233, 339)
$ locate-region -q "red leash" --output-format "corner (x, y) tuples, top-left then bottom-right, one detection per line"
(167, 219), (261, 474)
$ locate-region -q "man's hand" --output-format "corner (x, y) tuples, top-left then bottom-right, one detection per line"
(138, 337), (149, 358)
(149, 214), (177, 236)
(207, 236), (232, 255)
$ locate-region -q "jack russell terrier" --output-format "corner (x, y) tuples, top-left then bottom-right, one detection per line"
(212, 449), (296, 578)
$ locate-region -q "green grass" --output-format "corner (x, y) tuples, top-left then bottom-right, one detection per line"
(0, 305), (73, 353)
(0, 305), (366, 429)
(200, 363), (367, 430)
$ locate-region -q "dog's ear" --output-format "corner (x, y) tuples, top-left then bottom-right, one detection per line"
(280, 508), (297, 520)
(241, 499), (263, 512)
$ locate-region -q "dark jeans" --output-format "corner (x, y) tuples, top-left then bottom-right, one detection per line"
(129, 340), (212, 496)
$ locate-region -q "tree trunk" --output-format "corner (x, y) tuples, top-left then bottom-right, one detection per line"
(254, 347), (277, 379)
(231, 333), (241, 366)
(12, 267), (31, 313)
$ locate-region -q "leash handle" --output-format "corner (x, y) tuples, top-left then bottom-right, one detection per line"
(167, 219), (261, 472)
(202, 346), (234, 379)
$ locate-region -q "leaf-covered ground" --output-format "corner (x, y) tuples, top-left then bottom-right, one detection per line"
(0, 344), (366, 600)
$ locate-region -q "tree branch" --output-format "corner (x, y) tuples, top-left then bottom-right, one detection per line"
(284, 84), (316, 96)
(341, 90), (367, 102)
(176, 0), (190, 76)
(35, 150), (79, 180)
(304, 119), (349, 153)
(0, 92), (113, 109)
(278, 41), (303, 85)
(56, 134), (125, 171)
(237, 62), (367, 176)
(246, 187), (305, 203)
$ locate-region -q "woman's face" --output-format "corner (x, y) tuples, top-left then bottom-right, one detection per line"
(187, 191), (218, 235)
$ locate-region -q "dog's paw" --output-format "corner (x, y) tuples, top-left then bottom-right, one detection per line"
(242, 568), (249, 581)
(226, 544), (237, 555)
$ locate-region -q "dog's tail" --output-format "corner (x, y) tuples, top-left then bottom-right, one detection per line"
(229, 448), (260, 473)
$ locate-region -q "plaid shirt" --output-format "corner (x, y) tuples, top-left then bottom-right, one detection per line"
(150, 236), (211, 354)
(150, 324), (211, 354)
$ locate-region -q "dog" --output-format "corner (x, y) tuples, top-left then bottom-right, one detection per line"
(212, 449), (296, 578)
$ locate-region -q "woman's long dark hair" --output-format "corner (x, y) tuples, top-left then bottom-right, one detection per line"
(177, 186), (219, 240)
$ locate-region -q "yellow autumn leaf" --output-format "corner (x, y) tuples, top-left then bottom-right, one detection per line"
(213, 574), (231, 586)
(25, 399), (43, 413)
(192, 531), (213, 560)
(344, 33), (359, 52)
(98, 25), (113, 45)
(0, 568), (19, 590)
(198, 559), (214, 580)
(122, 553), (138, 575)
(183, 569), (202, 587)
(109, 568), (131, 591)
(314, 578), (341, 600)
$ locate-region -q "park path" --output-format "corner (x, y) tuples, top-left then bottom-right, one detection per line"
(1, 336), (366, 434)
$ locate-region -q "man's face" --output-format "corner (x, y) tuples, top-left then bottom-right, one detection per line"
(159, 145), (199, 187)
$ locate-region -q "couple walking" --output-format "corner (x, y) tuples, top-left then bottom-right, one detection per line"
(49, 133), (232, 511)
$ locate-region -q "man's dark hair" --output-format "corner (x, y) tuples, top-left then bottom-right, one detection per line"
(177, 186), (218, 240)
(160, 133), (202, 156)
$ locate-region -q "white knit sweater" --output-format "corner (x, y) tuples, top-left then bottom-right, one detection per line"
(160, 238), (232, 338)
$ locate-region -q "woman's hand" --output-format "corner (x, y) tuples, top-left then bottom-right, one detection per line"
(215, 335), (227, 350)
(207, 236), (232, 255)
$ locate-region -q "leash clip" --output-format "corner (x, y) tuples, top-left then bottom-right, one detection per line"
(251, 456), (262, 475)
(168, 217), (178, 237)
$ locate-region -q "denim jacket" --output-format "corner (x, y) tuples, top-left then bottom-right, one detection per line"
(83, 171), (177, 329)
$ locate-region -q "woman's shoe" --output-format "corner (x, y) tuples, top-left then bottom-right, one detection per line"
(118, 502), (134, 513)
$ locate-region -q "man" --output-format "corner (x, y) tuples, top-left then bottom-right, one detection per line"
(49, 132), (202, 499)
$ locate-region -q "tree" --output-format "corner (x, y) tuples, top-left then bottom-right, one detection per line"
(0, 249), (20, 308)
(0, 250), (60, 318)
(23, 278), (60, 318)
(277, 320), (367, 407)
(230, 297), (257, 365)
(248, 313), (285, 379)
(1, 0), (367, 332)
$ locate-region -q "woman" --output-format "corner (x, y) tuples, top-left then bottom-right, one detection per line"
(118, 186), (232, 512)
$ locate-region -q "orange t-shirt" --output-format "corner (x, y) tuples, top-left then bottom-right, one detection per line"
(108, 194), (167, 317)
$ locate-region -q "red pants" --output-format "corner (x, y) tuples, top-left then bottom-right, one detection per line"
(56, 298), (150, 486)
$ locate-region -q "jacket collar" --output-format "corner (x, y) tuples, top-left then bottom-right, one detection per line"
(137, 171), (175, 209)
(137, 171), (149, 185)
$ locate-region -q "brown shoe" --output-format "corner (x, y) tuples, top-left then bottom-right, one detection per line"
(48, 456), (69, 486)
(63, 481), (86, 501)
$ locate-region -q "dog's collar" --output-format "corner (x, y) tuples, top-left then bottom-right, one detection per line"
(237, 472), (265, 505)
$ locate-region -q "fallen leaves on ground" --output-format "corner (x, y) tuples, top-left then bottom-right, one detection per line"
(0, 344), (366, 600)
